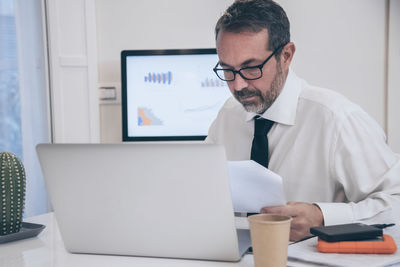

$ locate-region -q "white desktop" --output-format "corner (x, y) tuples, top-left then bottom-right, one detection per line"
(0, 212), (254, 267)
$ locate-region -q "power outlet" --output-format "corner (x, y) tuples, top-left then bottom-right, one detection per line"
(99, 83), (121, 104)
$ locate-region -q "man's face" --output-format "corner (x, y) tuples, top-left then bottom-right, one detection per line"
(216, 29), (286, 114)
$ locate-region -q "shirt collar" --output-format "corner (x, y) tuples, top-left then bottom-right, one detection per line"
(245, 68), (301, 126)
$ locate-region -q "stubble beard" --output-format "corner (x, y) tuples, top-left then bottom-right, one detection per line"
(234, 63), (285, 114)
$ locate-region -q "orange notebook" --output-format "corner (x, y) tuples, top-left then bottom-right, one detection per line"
(317, 234), (397, 254)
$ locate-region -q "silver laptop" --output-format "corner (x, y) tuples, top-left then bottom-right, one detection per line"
(36, 143), (251, 261)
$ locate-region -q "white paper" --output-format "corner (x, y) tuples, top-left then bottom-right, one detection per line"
(287, 225), (400, 267)
(228, 160), (286, 213)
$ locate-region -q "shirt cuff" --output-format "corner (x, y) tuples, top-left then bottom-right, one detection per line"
(314, 202), (355, 226)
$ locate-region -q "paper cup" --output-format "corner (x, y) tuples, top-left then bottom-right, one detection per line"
(248, 214), (292, 267)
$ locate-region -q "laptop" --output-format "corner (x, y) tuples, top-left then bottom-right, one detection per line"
(36, 143), (251, 261)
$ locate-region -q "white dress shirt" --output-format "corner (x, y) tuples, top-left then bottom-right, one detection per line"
(206, 70), (400, 226)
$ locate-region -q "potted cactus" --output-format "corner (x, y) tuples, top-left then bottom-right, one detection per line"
(0, 152), (26, 236)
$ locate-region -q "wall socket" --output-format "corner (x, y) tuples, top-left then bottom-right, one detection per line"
(98, 83), (121, 104)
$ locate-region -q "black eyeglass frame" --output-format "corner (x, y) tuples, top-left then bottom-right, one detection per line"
(213, 43), (287, 82)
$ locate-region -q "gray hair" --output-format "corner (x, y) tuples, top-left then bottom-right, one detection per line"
(215, 0), (290, 57)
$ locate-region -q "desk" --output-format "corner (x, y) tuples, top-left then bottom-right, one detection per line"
(5, 213), (389, 267)
(0, 213), (257, 267)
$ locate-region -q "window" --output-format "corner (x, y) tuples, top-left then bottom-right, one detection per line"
(0, 0), (22, 158)
(0, 0), (51, 217)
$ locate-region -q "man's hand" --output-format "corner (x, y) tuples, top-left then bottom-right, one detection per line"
(260, 202), (324, 242)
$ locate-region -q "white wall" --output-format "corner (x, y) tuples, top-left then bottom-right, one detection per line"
(279, 0), (386, 128)
(46, 0), (99, 143)
(387, 0), (400, 152)
(95, 0), (398, 152)
(96, 0), (232, 83)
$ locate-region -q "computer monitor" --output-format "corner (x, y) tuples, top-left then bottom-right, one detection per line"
(121, 49), (232, 141)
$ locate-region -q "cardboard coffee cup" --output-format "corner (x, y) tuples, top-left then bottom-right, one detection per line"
(248, 214), (292, 267)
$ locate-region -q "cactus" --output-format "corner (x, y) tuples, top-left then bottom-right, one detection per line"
(0, 152), (26, 235)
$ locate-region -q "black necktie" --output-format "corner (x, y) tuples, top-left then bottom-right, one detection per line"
(250, 116), (274, 168)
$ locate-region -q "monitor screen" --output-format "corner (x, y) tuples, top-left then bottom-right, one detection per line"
(121, 49), (232, 141)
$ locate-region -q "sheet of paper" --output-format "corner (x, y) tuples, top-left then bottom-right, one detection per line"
(287, 225), (400, 267)
(228, 160), (286, 213)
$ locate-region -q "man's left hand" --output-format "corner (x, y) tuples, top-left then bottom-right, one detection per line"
(260, 202), (324, 242)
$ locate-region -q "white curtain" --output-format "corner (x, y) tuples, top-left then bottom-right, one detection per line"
(0, 0), (51, 217)
(0, 0), (22, 157)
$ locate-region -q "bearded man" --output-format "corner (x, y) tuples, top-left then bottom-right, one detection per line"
(206, 0), (400, 241)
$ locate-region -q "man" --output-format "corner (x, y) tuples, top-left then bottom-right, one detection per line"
(206, 0), (400, 241)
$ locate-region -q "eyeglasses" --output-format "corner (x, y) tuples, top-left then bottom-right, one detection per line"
(213, 44), (286, 82)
